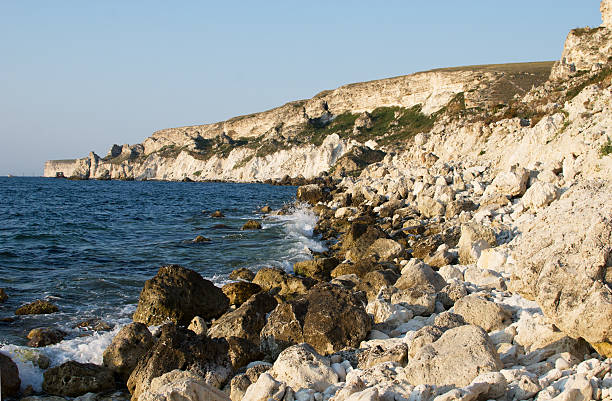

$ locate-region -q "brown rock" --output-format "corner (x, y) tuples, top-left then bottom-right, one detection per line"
(127, 324), (231, 399)
(193, 235), (211, 243)
(27, 327), (67, 347)
(296, 184), (327, 205)
(331, 258), (381, 279)
(211, 210), (225, 218)
(43, 361), (115, 397)
(0, 288), (7, 303)
(356, 269), (400, 301)
(16, 299), (59, 315)
(293, 257), (339, 281)
(208, 292), (277, 344)
(103, 322), (155, 382)
(222, 281), (262, 306)
(0, 352), (21, 397)
(242, 220), (262, 230)
(253, 267), (315, 298)
(229, 268), (255, 282)
(133, 265), (229, 326)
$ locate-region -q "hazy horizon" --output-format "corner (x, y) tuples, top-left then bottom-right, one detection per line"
(0, 1), (603, 176)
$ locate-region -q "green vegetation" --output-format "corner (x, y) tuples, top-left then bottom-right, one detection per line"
(600, 139), (612, 157)
(566, 67), (612, 100)
(193, 170), (202, 177)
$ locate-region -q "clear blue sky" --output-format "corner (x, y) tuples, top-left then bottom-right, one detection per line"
(0, 1), (603, 175)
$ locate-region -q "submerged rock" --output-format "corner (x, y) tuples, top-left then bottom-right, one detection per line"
(242, 220), (263, 230)
(0, 288), (7, 303)
(133, 265), (229, 326)
(15, 299), (59, 315)
(211, 210), (225, 217)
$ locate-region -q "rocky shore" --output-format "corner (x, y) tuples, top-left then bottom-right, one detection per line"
(3, 1), (611, 400)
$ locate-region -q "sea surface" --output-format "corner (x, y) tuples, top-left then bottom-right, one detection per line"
(0, 177), (322, 391)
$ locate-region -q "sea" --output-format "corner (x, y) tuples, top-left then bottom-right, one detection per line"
(0, 177), (323, 391)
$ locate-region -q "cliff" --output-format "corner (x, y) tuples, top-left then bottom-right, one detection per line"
(43, 63), (553, 181)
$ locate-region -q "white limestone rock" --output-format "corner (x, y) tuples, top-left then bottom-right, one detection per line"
(270, 344), (339, 393)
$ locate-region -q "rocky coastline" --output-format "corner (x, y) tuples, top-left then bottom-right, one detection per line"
(3, 1), (612, 400)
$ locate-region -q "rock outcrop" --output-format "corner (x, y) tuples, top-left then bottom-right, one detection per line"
(133, 265), (229, 326)
(510, 180), (612, 356)
(42, 361), (115, 397)
(103, 322), (155, 381)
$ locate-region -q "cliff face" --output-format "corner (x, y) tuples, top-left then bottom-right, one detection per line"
(44, 64), (553, 181)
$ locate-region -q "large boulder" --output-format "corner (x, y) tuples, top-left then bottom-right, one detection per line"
(404, 325), (502, 387)
(510, 180), (612, 356)
(270, 344), (339, 392)
(367, 239), (404, 262)
(297, 184), (327, 205)
(521, 181), (558, 209)
(0, 352), (21, 397)
(261, 284), (371, 357)
(208, 292), (277, 344)
(133, 265), (229, 326)
(127, 324), (232, 400)
(42, 361), (115, 397)
(396, 260), (447, 292)
(103, 322), (155, 381)
(139, 369), (230, 401)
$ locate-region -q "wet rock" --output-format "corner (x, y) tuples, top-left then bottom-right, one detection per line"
(297, 184), (327, 205)
(252, 267), (315, 298)
(242, 220), (262, 230)
(133, 265), (229, 326)
(0, 288), (7, 303)
(11, 348), (51, 369)
(103, 322), (155, 382)
(293, 257), (339, 281)
(192, 235), (211, 243)
(222, 281), (262, 306)
(229, 267), (255, 282)
(43, 361), (115, 397)
(211, 210), (225, 217)
(15, 299), (59, 315)
(270, 343), (339, 392)
(454, 294), (512, 332)
(208, 292), (277, 345)
(138, 369), (230, 401)
(27, 327), (67, 347)
(73, 318), (113, 332)
(260, 205), (272, 213)
(0, 352), (21, 397)
(127, 324), (231, 399)
(261, 284), (371, 357)
(404, 325), (503, 387)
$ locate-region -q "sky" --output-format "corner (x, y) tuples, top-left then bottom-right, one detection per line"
(0, 1), (604, 176)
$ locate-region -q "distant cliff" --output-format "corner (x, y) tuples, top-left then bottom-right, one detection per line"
(44, 63), (554, 181)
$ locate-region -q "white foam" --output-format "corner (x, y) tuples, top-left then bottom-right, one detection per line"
(0, 318), (131, 392)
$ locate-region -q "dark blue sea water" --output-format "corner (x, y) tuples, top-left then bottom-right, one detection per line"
(0, 177), (321, 389)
